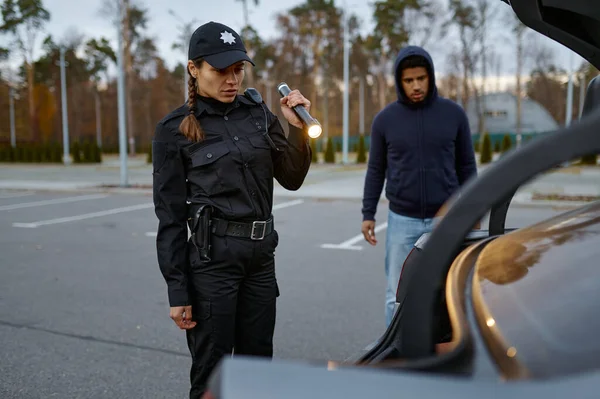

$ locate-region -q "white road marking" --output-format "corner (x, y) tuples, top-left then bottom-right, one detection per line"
(144, 199), (305, 237)
(0, 191), (35, 199)
(272, 199), (304, 210)
(0, 194), (108, 211)
(321, 222), (388, 251)
(12, 203), (153, 228)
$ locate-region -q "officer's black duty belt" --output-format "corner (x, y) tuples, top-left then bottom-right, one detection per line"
(211, 217), (273, 240)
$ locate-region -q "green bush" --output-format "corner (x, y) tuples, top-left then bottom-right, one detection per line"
(0, 143), (72, 163)
(473, 140), (480, 152)
(479, 133), (493, 164)
(309, 139), (318, 163)
(83, 141), (94, 163)
(71, 141), (81, 163)
(52, 143), (62, 163)
(494, 140), (501, 153)
(325, 137), (335, 164)
(0, 146), (10, 162)
(93, 143), (102, 163)
(356, 135), (367, 164)
(501, 134), (512, 153)
(580, 153), (597, 165)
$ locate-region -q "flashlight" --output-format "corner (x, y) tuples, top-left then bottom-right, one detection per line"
(277, 82), (323, 139)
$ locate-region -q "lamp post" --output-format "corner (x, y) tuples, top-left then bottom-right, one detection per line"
(342, 2), (350, 164)
(59, 46), (71, 165)
(565, 50), (574, 127)
(117, 0), (128, 186)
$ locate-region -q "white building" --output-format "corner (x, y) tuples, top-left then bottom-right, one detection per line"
(463, 92), (559, 135)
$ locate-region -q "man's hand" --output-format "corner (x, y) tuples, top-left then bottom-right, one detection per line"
(170, 306), (197, 330)
(361, 220), (377, 246)
(280, 89), (311, 129)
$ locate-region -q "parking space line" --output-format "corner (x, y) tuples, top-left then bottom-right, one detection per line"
(0, 191), (35, 199)
(273, 199), (304, 210)
(144, 199), (305, 237)
(0, 193), (108, 211)
(321, 222), (388, 251)
(12, 203), (153, 228)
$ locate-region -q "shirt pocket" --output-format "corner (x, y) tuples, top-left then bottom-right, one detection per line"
(189, 141), (232, 196)
(247, 133), (273, 177)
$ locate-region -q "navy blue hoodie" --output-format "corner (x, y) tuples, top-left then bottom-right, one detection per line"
(362, 46), (477, 221)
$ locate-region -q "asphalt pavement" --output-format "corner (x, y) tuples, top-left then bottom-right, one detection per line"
(0, 189), (570, 398)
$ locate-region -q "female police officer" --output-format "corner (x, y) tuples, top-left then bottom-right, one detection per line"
(151, 21), (312, 398)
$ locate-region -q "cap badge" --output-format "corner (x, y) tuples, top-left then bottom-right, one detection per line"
(220, 31), (236, 45)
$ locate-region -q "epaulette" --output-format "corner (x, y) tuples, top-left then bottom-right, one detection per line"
(159, 103), (188, 125)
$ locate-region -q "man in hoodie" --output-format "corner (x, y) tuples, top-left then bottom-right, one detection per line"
(361, 46), (477, 327)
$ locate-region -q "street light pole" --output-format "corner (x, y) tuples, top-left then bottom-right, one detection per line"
(342, 4), (350, 164)
(117, 0), (129, 186)
(59, 46), (71, 165)
(565, 51), (574, 127)
(579, 72), (586, 120)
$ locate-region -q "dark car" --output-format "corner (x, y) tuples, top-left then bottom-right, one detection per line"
(201, 1), (600, 397)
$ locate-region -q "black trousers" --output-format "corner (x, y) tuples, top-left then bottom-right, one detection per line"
(185, 230), (280, 399)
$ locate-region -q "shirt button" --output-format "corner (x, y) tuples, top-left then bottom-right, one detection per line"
(224, 116), (229, 120)
(257, 125), (261, 129)
(207, 153), (213, 159)
(234, 136), (239, 141)
(244, 162), (249, 168)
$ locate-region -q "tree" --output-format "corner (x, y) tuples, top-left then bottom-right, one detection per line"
(514, 19), (526, 147)
(1, 0), (51, 142)
(289, 0), (343, 112)
(479, 132), (492, 164)
(324, 137), (335, 163)
(85, 37), (116, 148)
(447, 0), (477, 108)
(236, 0), (258, 30)
(501, 134), (512, 153)
(366, 0), (437, 110)
(236, 0), (259, 86)
(356, 134), (367, 163)
(473, 0), (495, 135)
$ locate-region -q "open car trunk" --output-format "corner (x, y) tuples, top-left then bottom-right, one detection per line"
(350, 0), (600, 373)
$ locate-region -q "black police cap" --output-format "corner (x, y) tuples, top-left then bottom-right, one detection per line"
(188, 21), (255, 69)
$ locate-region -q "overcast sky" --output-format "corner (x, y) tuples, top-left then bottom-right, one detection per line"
(0, 0), (584, 80)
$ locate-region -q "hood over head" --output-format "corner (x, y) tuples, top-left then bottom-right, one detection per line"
(393, 45), (438, 107)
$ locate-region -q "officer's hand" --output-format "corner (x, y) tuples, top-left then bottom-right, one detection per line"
(361, 220), (377, 246)
(280, 89), (311, 129)
(170, 306), (197, 330)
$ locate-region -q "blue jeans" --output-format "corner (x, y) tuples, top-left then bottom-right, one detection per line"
(385, 210), (435, 327)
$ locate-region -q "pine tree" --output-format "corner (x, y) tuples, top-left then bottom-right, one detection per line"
(480, 133), (492, 164)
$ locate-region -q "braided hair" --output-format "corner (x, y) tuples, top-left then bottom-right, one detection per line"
(179, 58), (205, 142)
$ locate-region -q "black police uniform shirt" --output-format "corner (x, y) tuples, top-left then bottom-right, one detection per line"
(152, 94), (312, 307)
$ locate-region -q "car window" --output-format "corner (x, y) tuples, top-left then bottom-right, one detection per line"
(472, 204), (600, 379)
